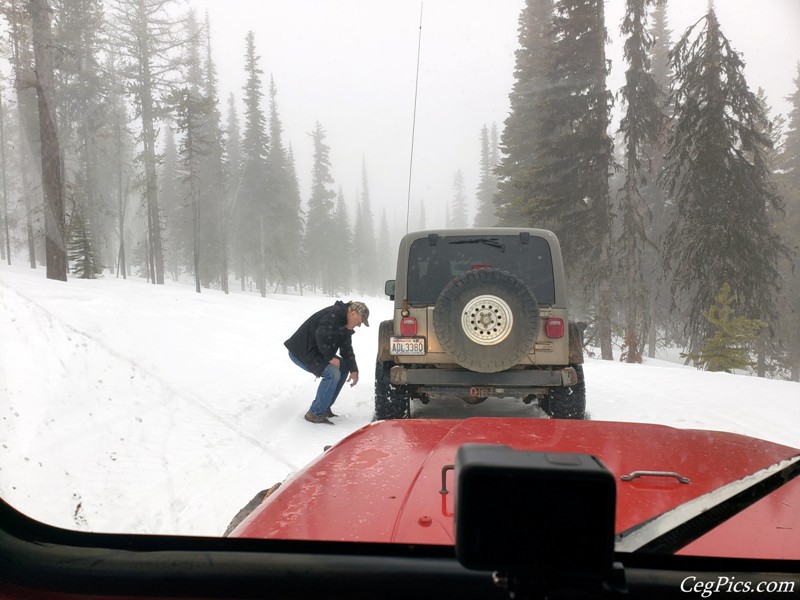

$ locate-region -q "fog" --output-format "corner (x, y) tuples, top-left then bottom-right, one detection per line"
(194, 0), (799, 231)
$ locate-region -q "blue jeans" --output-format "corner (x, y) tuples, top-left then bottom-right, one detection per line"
(288, 352), (349, 416)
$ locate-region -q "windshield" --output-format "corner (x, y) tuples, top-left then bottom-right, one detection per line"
(0, 0), (798, 562)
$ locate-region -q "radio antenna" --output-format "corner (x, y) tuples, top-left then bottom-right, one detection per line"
(405, 3), (423, 235)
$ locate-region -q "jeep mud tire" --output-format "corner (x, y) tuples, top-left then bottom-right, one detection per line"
(540, 364), (586, 419)
(433, 268), (540, 373)
(374, 359), (410, 420)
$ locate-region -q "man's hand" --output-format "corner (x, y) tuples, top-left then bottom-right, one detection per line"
(348, 371), (359, 387)
(329, 357), (341, 368)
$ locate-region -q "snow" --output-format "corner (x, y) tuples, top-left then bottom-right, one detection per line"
(1, 263), (798, 536)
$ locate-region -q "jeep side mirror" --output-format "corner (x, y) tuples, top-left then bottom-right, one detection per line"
(384, 280), (396, 300)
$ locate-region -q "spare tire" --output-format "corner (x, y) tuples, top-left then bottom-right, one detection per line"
(433, 268), (539, 373)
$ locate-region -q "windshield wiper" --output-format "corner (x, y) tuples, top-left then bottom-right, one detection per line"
(449, 238), (506, 251)
(615, 453), (800, 554)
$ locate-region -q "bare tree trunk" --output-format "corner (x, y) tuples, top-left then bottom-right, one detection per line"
(21, 149), (36, 268)
(220, 196), (229, 294)
(0, 93), (9, 265)
(756, 331), (766, 378)
(136, 0), (164, 284)
(29, 0), (66, 281)
(9, 0), (37, 268)
(647, 299), (657, 359)
(115, 117), (127, 279)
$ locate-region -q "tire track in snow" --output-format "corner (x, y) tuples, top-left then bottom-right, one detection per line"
(1, 281), (300, 472)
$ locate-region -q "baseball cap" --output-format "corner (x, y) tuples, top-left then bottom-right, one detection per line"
(349, 301), (370, 326)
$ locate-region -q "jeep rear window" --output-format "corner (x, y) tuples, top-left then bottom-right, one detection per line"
(406, 235), (556, 305)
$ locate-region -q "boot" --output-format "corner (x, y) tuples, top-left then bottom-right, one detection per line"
(304, 410), (334, 425)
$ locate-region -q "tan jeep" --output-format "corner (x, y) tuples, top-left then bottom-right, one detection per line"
(375, 228), (585, 420)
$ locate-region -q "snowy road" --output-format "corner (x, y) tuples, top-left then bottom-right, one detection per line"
(1, 264), (798, 536)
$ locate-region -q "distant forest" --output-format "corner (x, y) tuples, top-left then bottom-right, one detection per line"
(0, 0), (798, 379)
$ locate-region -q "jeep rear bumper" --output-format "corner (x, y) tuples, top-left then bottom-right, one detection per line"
(390, 366), (578, 387)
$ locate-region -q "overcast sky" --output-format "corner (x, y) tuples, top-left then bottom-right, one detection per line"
(193, 0), (800, 232)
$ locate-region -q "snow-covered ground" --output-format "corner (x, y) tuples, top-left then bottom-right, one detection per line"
(1, 263), (798, 536)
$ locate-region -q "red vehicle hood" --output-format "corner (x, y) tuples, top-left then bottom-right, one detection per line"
(232, 418), (799, 559)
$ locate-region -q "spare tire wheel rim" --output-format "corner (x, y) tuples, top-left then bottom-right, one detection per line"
(461, 294), (513, 345)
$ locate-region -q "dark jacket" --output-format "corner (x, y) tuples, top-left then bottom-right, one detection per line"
(284, 301), (359, 377)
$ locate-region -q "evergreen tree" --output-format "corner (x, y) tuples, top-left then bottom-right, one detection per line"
(417, 198), (426, 230)
(304, 121), (336, 293)
(53, 0), (109, 273)
(497, 0), (614, 358)
(266, 77), (302, 292)
(661, 9), (789, 351)
(775, 64), (800, 381)
(617, 0), (665, 363)
(474, 124), (497, 226)
(495, 0), (554, 226)
(225, 92), (242, 288)
(683, 283), (766, 373)
(642, 0), (672, 358)
(353, 160), (378, 294)
(376, 208), (392, 287)
(285, 145), (305, 293)
(160, 124), (183, 280)
(168, 9), (211, 294)
(107, 0), (185, 285)
(329, 187), (352, 294)
(198, 11), (228, 292)
(68, 203), (98, 279)
(237, 31), (270, 295)
(102, 50), (135, 280)
(490, 123), (500, 180)
(226, 93), (242, 192)
(450, 169), (468, 228)
(4, 0), (41, 269)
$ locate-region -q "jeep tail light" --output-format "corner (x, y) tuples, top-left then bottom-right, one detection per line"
(400, 317), (418, 336)
(545, 318), (564, 339)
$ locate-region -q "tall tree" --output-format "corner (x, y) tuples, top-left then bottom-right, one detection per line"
(376, 208), (392, 286)
(266, 76), (301, 292)
(616, 0), (664, 363)
(107, 0), (184, 285)
(53, 0), (109, 273)
(168, 11), (210, 294)
(0, 87), (10, 265)
(329, 187), (352, 294)
(5, 0), (42, 269)
(191, 11), (228, 292)
(353, 160), (378, 294)
(225, 92), (242, 289)
(304, 121), (336, 293)
(160, 123), (182, 279)
(474, 124), (498, 226)
(102, 50), (135, 279)
(642, 0), (672, 358)
(661, 9), (789, 351)
(236, 30), (269, 295)
(450, 169), (468, 228)
(775, 63), (800, 381)
(495, 0), (554, 227)
(499, 0), (614, 358)
(30, 0), (66, 281)
(417, 198), (426, 230)
(285, 145), (304, 293)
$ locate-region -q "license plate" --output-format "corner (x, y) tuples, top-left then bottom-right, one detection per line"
(390, 337), (426, 356)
